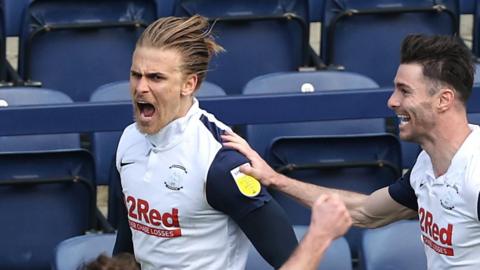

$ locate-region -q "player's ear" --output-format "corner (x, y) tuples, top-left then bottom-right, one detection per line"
(437, 87), (454, 113)
(181, 74), (198, 96)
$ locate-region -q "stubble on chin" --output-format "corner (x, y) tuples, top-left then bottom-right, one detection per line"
(135, 122), (147, 134)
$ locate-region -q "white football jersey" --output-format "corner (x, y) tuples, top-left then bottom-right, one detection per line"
(390, 125), (480, 269)
(116, 99), (271, 270)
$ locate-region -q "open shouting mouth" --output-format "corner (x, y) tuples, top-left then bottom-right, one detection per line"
(137, 101), (156, 119)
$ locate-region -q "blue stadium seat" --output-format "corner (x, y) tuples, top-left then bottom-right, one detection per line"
(266, 134), (402, 224)
(53, 233), (116, 270)
(155, 0), (176, 17)
(0, 87), (112, 269)
(3, 0), (29, 36)
(174, 0), (311, 95)
(196, 81), (229, 97)
(320, 0), (459, 86)
(0, 87), (80, 151)
(359, 220), (427, 270)
(246, 225), (352, 270)
(266, 134), (402, 261)
(400, 141), (421, 169)
(309, 0), (325, 22)
(18, 0), (157, 101)
(459, 0), (475, 14)
(0, 150), (97, 270)
(242, 71), (382, 157)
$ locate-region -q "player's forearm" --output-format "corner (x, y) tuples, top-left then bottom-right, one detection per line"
(271, 173), (368, 215)
(349, 188), (417, 228)
(279, 228), (332, 270)
(270, 173), (320, 208)
(271, 173), (396, 228)
(268, 173), (410, 229)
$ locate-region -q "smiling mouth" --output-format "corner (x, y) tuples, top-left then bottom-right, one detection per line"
(398, 114), (411, 125)
(137, 101), (155, 118)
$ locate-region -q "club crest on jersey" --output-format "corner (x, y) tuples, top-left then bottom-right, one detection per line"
(164, 164), (187, 191)
(230, 164), (261, 197)
(439, 183), (459, 210)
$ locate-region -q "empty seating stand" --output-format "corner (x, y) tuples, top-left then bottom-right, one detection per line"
(0, 87), (111, 270)
(321, 0), (459, 86)
(242, 71), (383, 157)
(174, 0), (312, 95)
(18, 0), (157, 101)
(0, 150), (98, 270)
(0, 87), (80, 151)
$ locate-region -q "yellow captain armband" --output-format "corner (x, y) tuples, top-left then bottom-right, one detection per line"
(230, 165), (261, 197)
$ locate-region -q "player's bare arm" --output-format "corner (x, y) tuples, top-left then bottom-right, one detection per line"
(222, 131), (417, 228)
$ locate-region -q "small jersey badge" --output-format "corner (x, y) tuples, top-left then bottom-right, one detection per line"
(230, 165), (261, 197)
(439, 182), (459, 210)
(164, 164), (187, 191)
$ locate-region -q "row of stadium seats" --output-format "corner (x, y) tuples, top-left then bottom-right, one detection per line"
(2, 0), (477, 34)
(51, 221), (426, 270)
(0, 0), (475, 100)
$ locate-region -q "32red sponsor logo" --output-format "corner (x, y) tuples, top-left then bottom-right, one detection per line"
(126, 195), (181, 238)
(418, 207), (454, 256)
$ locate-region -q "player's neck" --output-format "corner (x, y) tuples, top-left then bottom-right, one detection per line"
(422, 118), (471, 178)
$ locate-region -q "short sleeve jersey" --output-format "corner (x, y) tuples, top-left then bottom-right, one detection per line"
(389, 125), (480, 270)
(116, 99), (271, 270)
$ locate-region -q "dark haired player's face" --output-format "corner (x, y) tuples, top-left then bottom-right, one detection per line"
(130, 47), (195, 134)
(388, 63), (439, 144)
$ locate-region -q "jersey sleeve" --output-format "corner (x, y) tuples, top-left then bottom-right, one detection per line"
(205, 147), (272, 221)
(111, 163), (134, 255)
(388, 169), (418, 211)
(464, 160), (480, 222)
(236, 200), (297, 268)
(477, 193), (480, 222)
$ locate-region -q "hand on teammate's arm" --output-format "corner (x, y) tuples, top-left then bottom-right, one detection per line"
(221, 130), (282, 187)
(221, 130), (320, 208)
(280, 194), (352, 270)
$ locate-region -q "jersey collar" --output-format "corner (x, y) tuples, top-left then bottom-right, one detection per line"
(145, 98), (200, 151)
